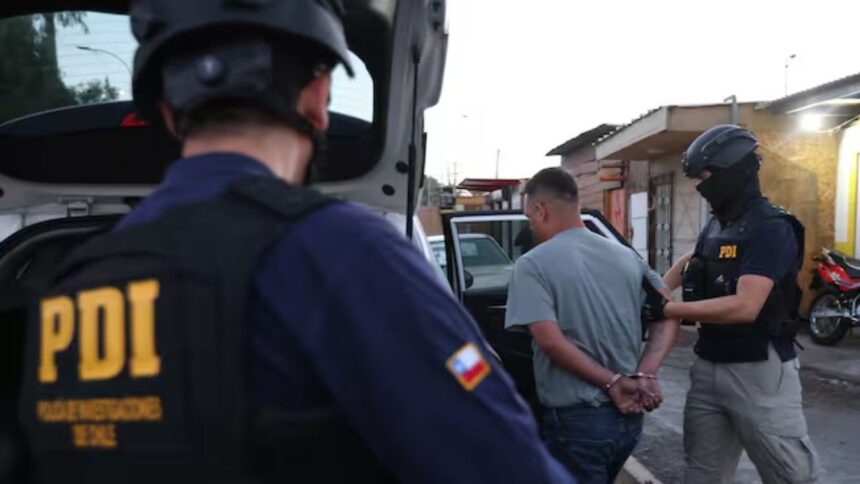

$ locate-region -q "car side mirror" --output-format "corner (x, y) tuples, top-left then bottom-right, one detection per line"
(464, 270), (474, 289)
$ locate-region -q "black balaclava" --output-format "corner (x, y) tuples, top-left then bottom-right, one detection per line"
(696, 154), (762, 224)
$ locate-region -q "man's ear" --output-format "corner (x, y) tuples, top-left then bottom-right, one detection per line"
(536, 201), (549, 222)
(159, 102), (179, 139)
(297, 73), (331, 133)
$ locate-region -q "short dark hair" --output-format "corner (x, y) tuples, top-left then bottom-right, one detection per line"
(181, 101), (285, 139)
(524, 167), (579, 203)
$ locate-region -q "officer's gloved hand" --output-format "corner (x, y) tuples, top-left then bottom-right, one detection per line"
(641, 280), (668, 323)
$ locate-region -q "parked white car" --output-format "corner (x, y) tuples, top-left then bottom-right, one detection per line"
(428, 233), (513, 293)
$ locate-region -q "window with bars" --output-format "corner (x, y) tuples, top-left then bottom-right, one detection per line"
(649, 173), (674, 274)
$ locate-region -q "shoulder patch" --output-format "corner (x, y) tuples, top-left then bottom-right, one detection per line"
(446, 343), (491, 391)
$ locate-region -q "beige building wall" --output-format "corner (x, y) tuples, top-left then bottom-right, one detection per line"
(743, 112), (838, 308)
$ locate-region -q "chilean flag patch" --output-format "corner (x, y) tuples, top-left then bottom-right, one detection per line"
(446, 343), (492, 391)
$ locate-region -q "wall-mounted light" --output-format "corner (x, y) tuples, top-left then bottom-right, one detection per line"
(800, 113), (824, 132)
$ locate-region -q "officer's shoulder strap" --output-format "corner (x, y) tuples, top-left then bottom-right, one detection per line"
(739, 200), (799, 229)
(759, 202), (803, 236)
(55, 176), (335, 281)
(694, 217), (717, 256)
(763, 202), (795, 220)
(749, 199), (794, 222)
(758, 201), (806, 268)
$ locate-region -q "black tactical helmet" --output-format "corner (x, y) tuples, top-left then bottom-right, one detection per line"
(130, 0), (353, 126)
(681, 124), (759, 177)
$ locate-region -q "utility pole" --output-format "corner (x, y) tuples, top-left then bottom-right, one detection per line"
(447, 160), (460, 187)
(724, 95), (738, 124)
(784, 54), (797, 96)
(495, 148), (501, 179)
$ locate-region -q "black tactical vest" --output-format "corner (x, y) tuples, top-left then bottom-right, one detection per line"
(684, 198), (805, 363)
(20, 175), (394, 484)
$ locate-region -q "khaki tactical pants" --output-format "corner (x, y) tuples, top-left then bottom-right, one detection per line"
(684, 346), (820, 484)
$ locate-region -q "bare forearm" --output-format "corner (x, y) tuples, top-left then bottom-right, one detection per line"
(663, 251), (693, 291)
(665, 296), (757, 324)
(637, 318), (679, 374)
(541, 339), (615, 388)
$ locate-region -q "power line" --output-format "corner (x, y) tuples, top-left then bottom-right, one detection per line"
(57, 52), (136, 59)
(60, 33), (135, 38)
(62, 73), (128, 80)
(60, 28), (134, 33)
(446, 160), (460, 187)
(62, 68), (129, 76)
(55, 61), (130, 68)
(60, 41), (136, 46)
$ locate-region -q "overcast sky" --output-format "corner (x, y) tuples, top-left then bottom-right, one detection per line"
(424, 0), (860, 184)
(56, 13), (373, 121)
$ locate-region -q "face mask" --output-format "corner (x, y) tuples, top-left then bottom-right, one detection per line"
(695, 161), (761, 219)
(695, 172), (738, 213)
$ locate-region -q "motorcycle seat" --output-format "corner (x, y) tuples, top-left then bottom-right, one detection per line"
(830, 251), (860, 279)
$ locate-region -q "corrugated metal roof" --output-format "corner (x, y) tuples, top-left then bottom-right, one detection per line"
(764, 71), (860, 112)
(595, 106), (665, 145)
(595, 102), (760, 145)
(546, 123), (618, 156)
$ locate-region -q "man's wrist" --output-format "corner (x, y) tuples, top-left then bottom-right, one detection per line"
(628, 372), (658, 380)
(603, 373), (624, 391)
(664, 301), (681, 319)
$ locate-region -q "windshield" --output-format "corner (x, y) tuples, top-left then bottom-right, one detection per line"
(430, 241), (447, 268)
(460, 237), (512, 268)
(0, 11), (373, 125)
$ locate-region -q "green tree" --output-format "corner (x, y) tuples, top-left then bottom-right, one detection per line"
(0, 12), (96, 124)
(38, 12), (88, 82)
(71, 78), (119, 105)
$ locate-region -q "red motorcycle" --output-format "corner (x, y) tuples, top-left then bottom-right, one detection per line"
(808, 248), (860, 345)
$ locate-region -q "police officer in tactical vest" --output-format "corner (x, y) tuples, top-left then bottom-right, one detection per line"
(644, 125), (820, 483)
(19, 1), (575, 483)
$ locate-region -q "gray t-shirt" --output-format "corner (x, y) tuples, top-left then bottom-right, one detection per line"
(505, 227), (664, 408)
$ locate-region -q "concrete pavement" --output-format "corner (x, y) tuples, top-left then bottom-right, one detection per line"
(795, 328), (860, 383)
(633, 327), (860, 484)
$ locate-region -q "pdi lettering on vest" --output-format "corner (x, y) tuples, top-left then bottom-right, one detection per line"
(38, 279), (161, 383)
(21, 178), (379, 481)
(718, 245), (738, 259)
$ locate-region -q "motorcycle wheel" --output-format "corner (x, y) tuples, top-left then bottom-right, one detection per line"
(808, 292), (851, 346)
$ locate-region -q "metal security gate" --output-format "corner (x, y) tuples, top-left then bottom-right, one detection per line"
(649, 173), (673, 274)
